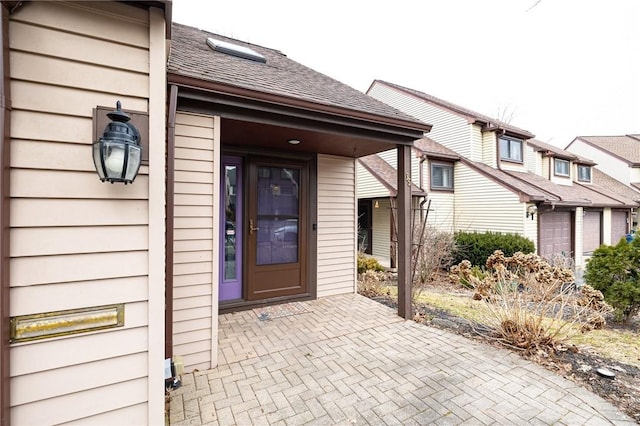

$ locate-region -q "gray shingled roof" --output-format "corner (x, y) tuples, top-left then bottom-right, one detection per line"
(169, 23), (430, 127)
(567, 135), (640, 164)
(527, 139), (595, 165)
(371, 80), (534, 139)
(358, 155), (425, 196)
(592, 168), (640, 203)
(414, 137), (459, 160)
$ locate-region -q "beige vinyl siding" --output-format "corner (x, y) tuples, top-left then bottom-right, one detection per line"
(317, 155), (357, 297)
(173, 112), (217, 373)
(8, 2), (159, 424)
(426, 192), (455, 230)
(525, 145), (541, 175)
(356, 161), (390, 198)
(567, 139), (631, 185)
(470, 124), (482, 162)
(377, 148), (397, 168)
(480, 130), (497, 167)
(454, 164), (524, 235)
(524, 204), (538, 252)
(371, 198), (392, 266)
(368, 83), (471, 157)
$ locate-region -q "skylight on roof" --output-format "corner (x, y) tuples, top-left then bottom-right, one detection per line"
(206, 37), (266, 63)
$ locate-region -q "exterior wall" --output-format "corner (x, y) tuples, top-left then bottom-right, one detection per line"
(356, 161), (390, 199)
(630, 167), (640, 182)
(377, 148), (396, 169)
(575, 208), (584, 267)
(602, 208), (612, 245)
(481, 130), (497, 167)
(8, 2), (165, 424)
(317, 155), (357, 296)
(368, 83), (472, 158)
(454, 164), (524, 235)
(540, 155), (550, 179)
(525, 145), (541, 175)
(426, 192), (455, 230)
(469, 124), (482, 162)
(549, 158), (573, 186)
(567, 139), (630, 184)
(172, 112), (219, 373)
(524, 204), (538, 252)
(371, 198), (391, 266)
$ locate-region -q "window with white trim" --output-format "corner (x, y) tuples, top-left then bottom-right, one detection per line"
(431, 163), (453, 190)
(578, 165), (591, 182)
(499, 136), (523, 162)
(554, 158), (570, 176)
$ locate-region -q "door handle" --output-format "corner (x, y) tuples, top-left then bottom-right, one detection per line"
(249, 219), (259, 235)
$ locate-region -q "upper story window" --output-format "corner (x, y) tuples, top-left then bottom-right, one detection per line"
(554, 158), (570, 177)
(431, 162), (454, 190)
(578, 165), (591, 182)
(499, 136), (523, 162)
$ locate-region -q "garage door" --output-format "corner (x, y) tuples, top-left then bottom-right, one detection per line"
(611, 210), (629, 244)
(539, 210), (572, 260)
(582, 210), (602, 255)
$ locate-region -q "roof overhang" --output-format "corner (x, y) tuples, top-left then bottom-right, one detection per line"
(170, 75), (430, 158)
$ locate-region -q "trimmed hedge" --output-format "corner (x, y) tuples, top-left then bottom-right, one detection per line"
(453, 231), (535, 267)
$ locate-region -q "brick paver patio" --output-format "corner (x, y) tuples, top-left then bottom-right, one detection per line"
(169, 293), (635, 425)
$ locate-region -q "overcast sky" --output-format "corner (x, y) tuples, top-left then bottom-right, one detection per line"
(172, 0), (639, 148)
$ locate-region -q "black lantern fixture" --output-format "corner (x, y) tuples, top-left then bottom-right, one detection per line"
(93, 101), (142, 184)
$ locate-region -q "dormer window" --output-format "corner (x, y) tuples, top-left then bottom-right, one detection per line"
(578, 165), (591, 182)
(554, 158), (570, 177)
(499, 136), (523, 163)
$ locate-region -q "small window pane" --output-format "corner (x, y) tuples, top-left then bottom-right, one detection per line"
(578, 165), (591, 182)
(431, 164), (453, 189)
(555, 159), (569, 176)
(499, 137), (522, 162)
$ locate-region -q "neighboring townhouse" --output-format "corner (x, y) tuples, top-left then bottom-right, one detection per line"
(361, 80), (637, 269)
(566, 135), (640, 230)
(0, 4), (432, 424)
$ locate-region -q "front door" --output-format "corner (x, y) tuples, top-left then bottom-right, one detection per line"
(246, 158), (308, 300)
(219, 155), (308, 303)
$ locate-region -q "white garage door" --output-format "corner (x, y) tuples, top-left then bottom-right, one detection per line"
(582, 210), (602, 255)
(539, 210), (572, 260)
(611, 210), (629, 244)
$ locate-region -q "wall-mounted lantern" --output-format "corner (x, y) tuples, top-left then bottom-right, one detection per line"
(92, 101), (142, 184)
(526, 204), (538, 220)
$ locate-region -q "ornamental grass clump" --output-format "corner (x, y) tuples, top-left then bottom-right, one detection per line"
(450, 250), (612, 356)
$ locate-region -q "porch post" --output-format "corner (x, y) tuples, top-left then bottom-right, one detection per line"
(397, 145), (412, 319)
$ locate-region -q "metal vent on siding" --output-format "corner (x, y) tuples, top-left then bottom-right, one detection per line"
(206, 37), (266, 63)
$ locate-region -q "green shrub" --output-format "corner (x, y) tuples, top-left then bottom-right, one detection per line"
(453, 231), (535, 267)
(584, 238), (640, 324)
(357, 252), (384, 274)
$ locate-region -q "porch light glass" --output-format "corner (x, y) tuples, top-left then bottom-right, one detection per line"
(93, 101), (142, 184)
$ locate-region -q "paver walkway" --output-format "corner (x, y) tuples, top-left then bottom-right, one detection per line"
(169, 293), (635, 425)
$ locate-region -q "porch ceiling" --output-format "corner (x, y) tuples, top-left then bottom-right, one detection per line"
(220, 117), (408, 158)
(174, 86), (428, 159)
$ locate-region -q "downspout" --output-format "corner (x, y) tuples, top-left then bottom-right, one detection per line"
(0, 4), (9, 425)
(165, 84), (178, 359)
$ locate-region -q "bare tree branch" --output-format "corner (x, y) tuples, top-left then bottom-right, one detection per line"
(526, 0), (543, 12)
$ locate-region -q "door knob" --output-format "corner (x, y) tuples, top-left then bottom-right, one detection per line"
(249, 219), (259, 234)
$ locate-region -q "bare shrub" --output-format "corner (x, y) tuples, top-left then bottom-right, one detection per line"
(450, 250), (613, 356)
(412, 226), (456, 300)
(357, 270), (391, 298)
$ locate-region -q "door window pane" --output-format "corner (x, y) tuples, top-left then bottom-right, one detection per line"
(224, 165), (238, 280)
(256, 166), (299, 265)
